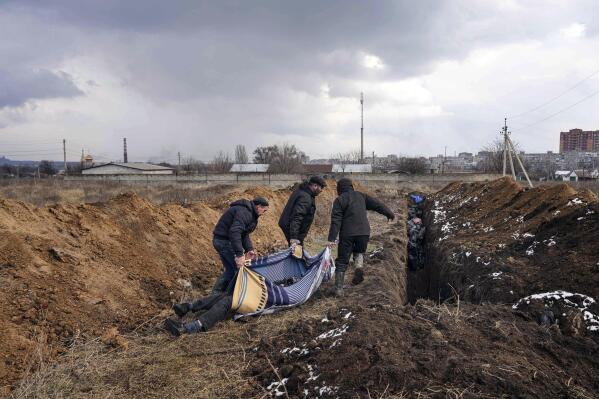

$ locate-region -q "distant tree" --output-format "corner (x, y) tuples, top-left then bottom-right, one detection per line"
(181, 157), (205, 174)
(477, 138), (528, 175)
(158, 162), (173, 168)
(397, 157), (428, 174)
(38, 160), (57, 176)
(253, 145), (279, 164)
(253, 144), (307, 173)
(333, 150), (362, 172)
(210, 151), (233, 173)
(235, 145), (249, 164)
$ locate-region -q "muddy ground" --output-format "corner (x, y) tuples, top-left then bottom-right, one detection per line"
(2, 178), (598, 398)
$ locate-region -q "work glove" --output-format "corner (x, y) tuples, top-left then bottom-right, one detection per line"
(387, 213), (395, 222)
(289, 239), (301, 248)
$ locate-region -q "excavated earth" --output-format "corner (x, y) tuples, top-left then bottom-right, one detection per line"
(2, 178), (598, 398)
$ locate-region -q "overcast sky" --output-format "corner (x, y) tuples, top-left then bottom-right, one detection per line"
(1, 0), (598, 162)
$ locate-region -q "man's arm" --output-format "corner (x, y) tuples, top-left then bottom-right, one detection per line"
(228, 210), (251, 256)
(327, 197), (344, 242)
(289, 194), (311, 239)
(364, 194), (395, 220)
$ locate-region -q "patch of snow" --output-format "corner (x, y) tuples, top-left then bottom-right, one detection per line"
(513, 291), (598, 332)
(498, 243), (506, 249)
(586, 208), (595, 215)
(317, 324), (349, 340)
(321, 316), (329, 323)
(465, 251), (472, 257)
(577, 217), (585, 221)
(523, 233), (535, 238)
(343, 311), (353, 319)
(567, 198), (584, 206)
(462, 221), (471, 228)
(483, 226), (495, 232)
(516, 216), (524, 223)
(553, 210), (561, 216)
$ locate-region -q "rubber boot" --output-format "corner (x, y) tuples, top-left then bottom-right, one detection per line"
(335, 271), (345, 297)
(172, 302), (191, 318)
(211, 274), (228, 294)
(352, 253), (364, 285)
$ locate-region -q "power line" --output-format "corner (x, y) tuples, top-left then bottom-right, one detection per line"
(512, 87), (599, 132)
(509, 67), (599, 119)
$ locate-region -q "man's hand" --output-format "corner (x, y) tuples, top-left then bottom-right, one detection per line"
(388, 213), (395, 222)
(246, 250), (257, 260)
(289, 239), (301, 248)
(326, 241), (337, 248)
(235, 255), (245, 268)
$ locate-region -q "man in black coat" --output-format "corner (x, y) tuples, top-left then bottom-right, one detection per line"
(278, 176), (327, 247)
(210, 196), (269, 293)
(327, 178), (394, 296)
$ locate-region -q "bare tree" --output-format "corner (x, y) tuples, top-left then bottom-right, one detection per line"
(253, 145), (279, 164)
(235, 145), (249, 164)
(181, 157), (205, 174)
(38, 160), (57, 176)
(253, 144), (307, 173)
(333, 150), (362, 172)
(477, 138), (526, 175)
(210, 151), (233, 173)
(397, 157), (428, 174)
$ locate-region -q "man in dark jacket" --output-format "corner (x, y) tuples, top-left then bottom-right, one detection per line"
(327, 178), (394, 296)
(278, 176), (327, 247)
(211, 196), (269, 293)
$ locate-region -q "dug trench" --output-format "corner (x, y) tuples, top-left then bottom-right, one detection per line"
(4, 179), (599, 398)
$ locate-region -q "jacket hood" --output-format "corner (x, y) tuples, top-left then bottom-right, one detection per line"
(336, 178), (354, 195)
(230, 199), (257, 216)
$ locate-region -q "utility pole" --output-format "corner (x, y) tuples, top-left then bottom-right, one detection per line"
(178, 151), (181, 169)
(501, 118), (533, 188)
(442, 146), (447, 174)
(372, 150), (375, 172)
(81, 149), (84, 170)
(360, 92), (364, 163)
(123, 138), (128, 163)
(63, 139), (67, 176)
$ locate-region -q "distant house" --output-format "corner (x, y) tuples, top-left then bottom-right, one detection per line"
(332, 164), (373, 173)
(555, 170), (577, 182)
(82, 162), (174, 175)
(574, 169), (599, 180)
(229, 164), (270, 173)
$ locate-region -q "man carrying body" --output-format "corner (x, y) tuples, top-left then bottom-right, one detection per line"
(211, 196), (269, 293)
(327, 178), (394, 296)
(164, 196), (269, 336)
(278, 176), (327, 248)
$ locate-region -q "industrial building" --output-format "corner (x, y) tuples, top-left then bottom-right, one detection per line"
(82, 162), (174, 175)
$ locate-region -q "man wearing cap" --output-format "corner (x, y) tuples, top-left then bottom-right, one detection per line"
(210, 196), (270, 293)
(327, 178), (394, 296)
(279, 176), (327, 248)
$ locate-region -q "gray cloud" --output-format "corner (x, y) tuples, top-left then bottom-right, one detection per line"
(1, 1), (598, 160)
(0, 69), (83, 108)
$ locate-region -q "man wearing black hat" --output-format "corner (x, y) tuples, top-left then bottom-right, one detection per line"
(327, 178), (394, 296)
(210, 196), (269, 293)
(279, 176), (327, 248)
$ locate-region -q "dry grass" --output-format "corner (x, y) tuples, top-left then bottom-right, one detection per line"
(0, 180), (241, 206)
(8, 293), (339, 399)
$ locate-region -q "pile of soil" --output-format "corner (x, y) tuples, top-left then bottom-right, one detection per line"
(249, 186), (598, 398)
(0, 181), (339, 390)
(416, 177), (599, 335)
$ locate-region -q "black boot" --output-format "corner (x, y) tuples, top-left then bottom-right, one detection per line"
(335, 271), (345, 297)
(164, 318), (185, 337)
(173, 302), (191, 318)
(211, 275), (228, 294)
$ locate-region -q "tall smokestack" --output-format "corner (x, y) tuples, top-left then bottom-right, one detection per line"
(123, 138), (128, 163)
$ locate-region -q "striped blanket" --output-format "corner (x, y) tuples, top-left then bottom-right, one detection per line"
(231, 247), (334, 318)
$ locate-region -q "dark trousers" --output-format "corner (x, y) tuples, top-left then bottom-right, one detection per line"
(190, 293), (233, 331)
(212, 238), (238, 289)
(336, 235), (369, 272)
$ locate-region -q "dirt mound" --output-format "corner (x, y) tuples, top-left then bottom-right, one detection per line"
(418, 177), (599, 336)
(0, 181), (343, 391)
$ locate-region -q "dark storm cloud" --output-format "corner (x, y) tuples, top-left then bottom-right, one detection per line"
(0, 69), (83, 108)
